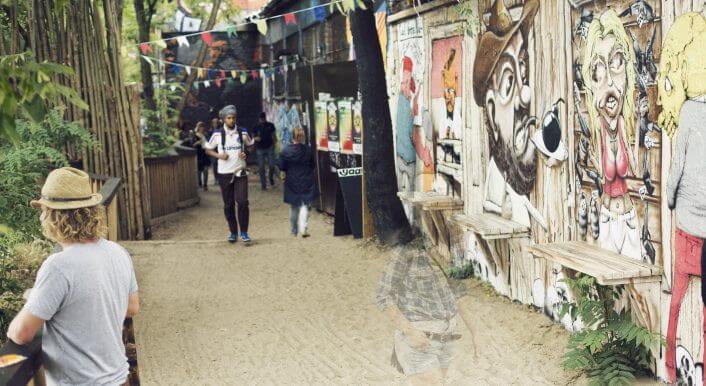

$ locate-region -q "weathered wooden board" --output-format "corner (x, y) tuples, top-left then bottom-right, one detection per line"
(528, 241), (662, 285)
(450, 213), (530, 240)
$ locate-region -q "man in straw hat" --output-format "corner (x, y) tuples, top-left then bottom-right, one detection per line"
(7, 167), (139, 386)
(205, 104), (255, 244)
(473, 0), (545, 228)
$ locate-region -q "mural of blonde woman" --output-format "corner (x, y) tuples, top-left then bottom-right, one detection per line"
(581, 10), (640, 259)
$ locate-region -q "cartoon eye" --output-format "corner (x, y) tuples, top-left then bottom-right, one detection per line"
(498, 67), (515, 103)
(592, 61), (606, 83)
(665, 76), (673, 93)
(610, 52), (625, 71)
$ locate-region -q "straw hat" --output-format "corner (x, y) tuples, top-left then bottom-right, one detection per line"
(30, 167), (103, 210)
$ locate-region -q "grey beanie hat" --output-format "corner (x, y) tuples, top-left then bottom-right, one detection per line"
(219, 105), (237, 119)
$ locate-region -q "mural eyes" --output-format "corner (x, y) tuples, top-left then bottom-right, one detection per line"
(592, 61), (606, 83)
(610, 52), (625, 72)
(499, 68), (516, 103)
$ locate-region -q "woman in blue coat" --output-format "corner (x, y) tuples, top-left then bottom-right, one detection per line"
(279, 127), (319, 237)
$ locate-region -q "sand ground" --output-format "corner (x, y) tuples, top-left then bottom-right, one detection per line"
(123, 175), (660, 385)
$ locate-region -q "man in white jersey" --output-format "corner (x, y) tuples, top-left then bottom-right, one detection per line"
(204, 105), (255, 243)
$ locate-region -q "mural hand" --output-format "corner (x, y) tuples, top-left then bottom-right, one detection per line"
(404, 327), (431, 349)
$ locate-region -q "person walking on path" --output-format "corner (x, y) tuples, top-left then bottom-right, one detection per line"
(205, 105), (255, 244)
(279, 127), (318, 237)
(7, 167), (140, 386)
(190, 121), (211, 191)
(252, 112), (277, 191)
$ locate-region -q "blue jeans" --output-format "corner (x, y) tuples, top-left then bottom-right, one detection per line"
(256, 147), (276, 189)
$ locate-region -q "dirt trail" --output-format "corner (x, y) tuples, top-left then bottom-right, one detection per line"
(123, 177), (654, 385)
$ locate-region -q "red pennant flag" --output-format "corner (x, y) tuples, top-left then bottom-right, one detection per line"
(202, 32), (213, 46)
(251, 70), (259, 79)
(284, 12), (297, 25)
(140, 43), (151, 54)
(220, 70), (226, 80)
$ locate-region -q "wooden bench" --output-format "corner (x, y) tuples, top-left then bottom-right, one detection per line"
(450, 212), (529, 240)
(527, 241), (662, 285)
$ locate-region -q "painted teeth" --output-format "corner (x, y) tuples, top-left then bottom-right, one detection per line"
(606, 97), (617, 109)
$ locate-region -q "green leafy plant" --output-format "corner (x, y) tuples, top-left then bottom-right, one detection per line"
(455, 0), (481, 38)
(559, 274), (664, 386)
(141, 83), (183, 157)
(448, 262), (474, 280)
(0, 107), (94, 238)
(0, 51), (88, 145)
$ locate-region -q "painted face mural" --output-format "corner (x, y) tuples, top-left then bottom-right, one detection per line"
(473, 0), (539, 196)
(657, 13), (706, 137)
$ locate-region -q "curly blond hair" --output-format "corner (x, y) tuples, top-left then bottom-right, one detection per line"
(41, 205), (107, 244)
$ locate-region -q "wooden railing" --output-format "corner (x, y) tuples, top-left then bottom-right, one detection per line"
(0, 175), (139, 386)
(144, 146), (200, 224)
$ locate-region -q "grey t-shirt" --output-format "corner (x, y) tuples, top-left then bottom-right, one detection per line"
(24, 238), (138, 386)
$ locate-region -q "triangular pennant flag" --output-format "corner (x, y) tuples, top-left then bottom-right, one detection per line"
(185, 66), (192, 75)
(208, 68), (215, 79)
(342, 0), (355, 13)
(140, 43), (151, 54)
(194, 82), (200, 90)
(141, 56), (153, 66)
(202, 32), (213, 46)
(314, 4), (327, 21)
(240, 73), (247, 84)
(226, 26), (237, 38)
(204, 80), (211, 88)
(356, 0), (367, 9)
(198, 68), (205, 78)
(177, 36), (190, 47)
(231, 70), (237, 78)
(227, 77), (235, 85)
(215, 77), (222, 88)
(255, 19), (268, 36)
(284, 13), (297, 25)
(155, 39), (167, 49)
(220, 70), (226, 80)
(170, 85), (177, 92)
(251, 70), (259, 79)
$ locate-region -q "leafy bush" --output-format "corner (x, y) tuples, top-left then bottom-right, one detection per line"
(559, 274), (663, 385)
(141, 85), (183, 157)
(0, 107), (94, 238)
(0, 108), (93, 343)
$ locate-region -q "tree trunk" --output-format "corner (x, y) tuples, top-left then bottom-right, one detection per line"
(176, 0), (222, 117)
(134, 0), (156, 111)
(349, 2), (413, 245)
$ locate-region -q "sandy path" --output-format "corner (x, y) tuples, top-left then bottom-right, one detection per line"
(123, 177), (653, 385)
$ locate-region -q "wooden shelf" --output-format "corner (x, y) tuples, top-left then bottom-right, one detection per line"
(527, 241), (662, 286)
(450, 213), (530, 240)
(397, 191), (463, 211)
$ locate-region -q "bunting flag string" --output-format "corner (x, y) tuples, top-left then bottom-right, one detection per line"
(133, 0), (368, 50)
(139, 54), (301, 77)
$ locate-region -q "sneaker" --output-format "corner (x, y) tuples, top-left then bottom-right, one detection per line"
(228, 233), (238, 243)
(240, 232), (252, 243)
(302, 232), (310, 238)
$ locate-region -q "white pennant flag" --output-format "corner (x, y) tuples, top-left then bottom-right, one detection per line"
(185, 66), (191, 75)
(177, 36), (190, 47)
(204, 80), (211, 88)
(170, 85), (177, 91)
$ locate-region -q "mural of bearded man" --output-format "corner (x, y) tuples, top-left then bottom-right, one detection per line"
(473, 0), (538, 198)
(581, 10), (640, 258)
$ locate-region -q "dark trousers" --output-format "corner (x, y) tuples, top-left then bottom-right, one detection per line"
(256, 147), (276, 189)
(217, 173), (249, 233)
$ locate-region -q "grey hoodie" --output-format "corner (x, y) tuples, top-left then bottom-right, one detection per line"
(666, 100), (706, 238)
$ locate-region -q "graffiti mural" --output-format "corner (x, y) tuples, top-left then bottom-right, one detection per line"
(395, 17), (433, 193)
(661, 12), (706, 384)
(473, 0), (540, 227)
(431, 36), (463, 196)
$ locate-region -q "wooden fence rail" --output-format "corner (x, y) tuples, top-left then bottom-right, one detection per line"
(144, 146), (200, 225)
